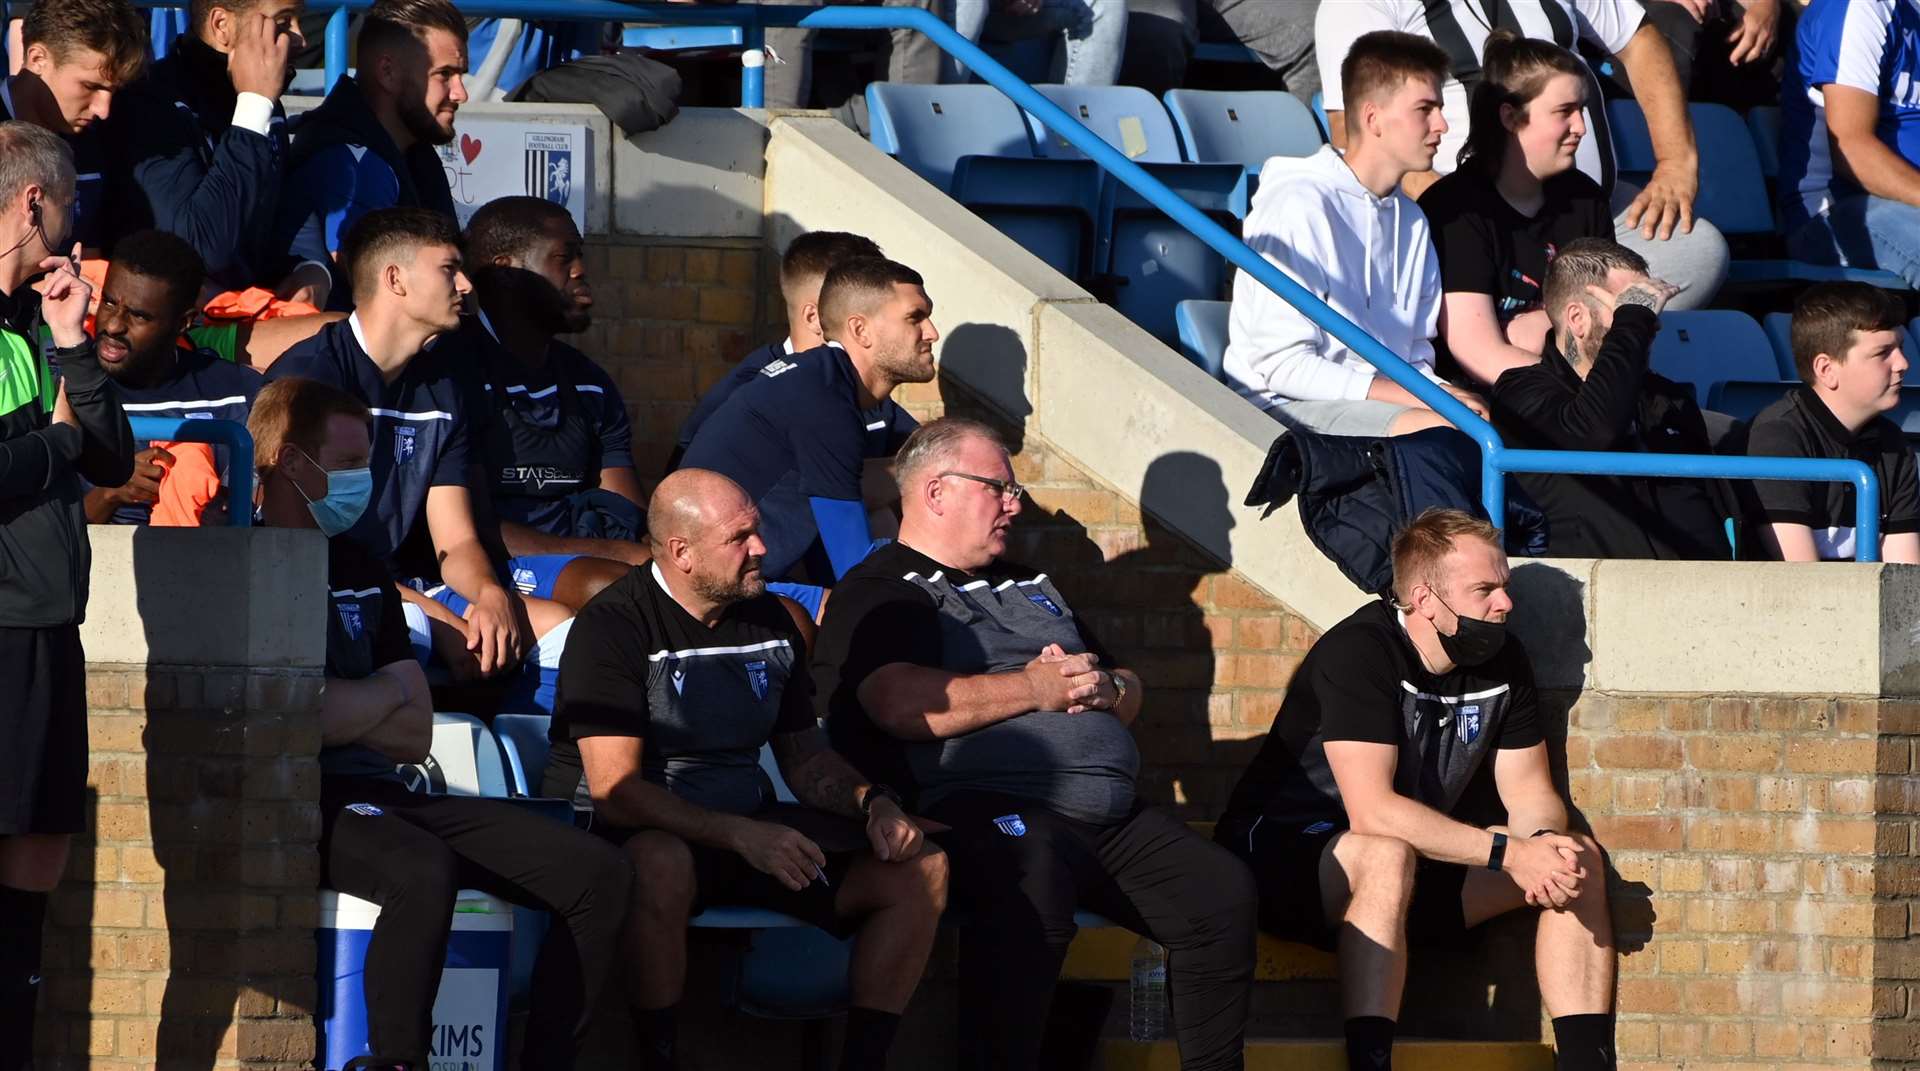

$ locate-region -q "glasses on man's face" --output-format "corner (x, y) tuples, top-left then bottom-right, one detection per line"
(939, 471), (1025, 503)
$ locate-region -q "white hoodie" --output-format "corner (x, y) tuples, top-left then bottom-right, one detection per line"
(1223, 145), (1446, 411)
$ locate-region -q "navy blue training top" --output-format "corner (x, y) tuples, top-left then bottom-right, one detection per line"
(463, 314), (636, 535)
(675, 340), (919, 462)
(111, 347), (263, 525)
(266, 316), (471, 564)
(681, 342), (890, 581)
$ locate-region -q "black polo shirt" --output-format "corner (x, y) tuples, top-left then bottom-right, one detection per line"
(544, 564), (815, 816)
(1746, 386), (1920, 560)
(323, 537), (414, 781)
(108, 347), (264, 525)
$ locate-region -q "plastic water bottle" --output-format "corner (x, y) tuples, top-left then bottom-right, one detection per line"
(1128, 936), (1168, 1041)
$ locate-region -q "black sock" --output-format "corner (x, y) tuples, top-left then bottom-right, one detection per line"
(633, 1004), (679, 1071)
(1552, 1013), (1616, 1071)
(838, 1006), (902, 1071)
(0, 885), (49, 1071)
(1344, 1016), (1395, 1071)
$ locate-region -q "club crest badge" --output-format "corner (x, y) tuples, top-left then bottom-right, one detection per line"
(745, 660), (770, 701)
(1026, 590), (1062, 616)
(525, 132), (573, 204)
(1457, 704), (1483, 745)
(336, 600), (364, 640)
(394, 425), (417, 464)
(993, 814), (1028, 837)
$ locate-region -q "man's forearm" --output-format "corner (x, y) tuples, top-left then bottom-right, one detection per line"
(437, 537), (508, 605)
(597, 774), (747, 851)
(1621, 24), (1698, 174)
(862, 664), (1040, 740)
(772, 730), (869, 818)
(1834, 134), (1920, 208)
(318, 674), (407, 749)
(499, 519), (647, 564)
(1110, 669), (1143, 727)
(1350, 792), (1500, 868)
(1502, 791), (1572, 839)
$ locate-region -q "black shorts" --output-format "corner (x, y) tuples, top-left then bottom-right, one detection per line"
(0, 624), (88, 836)
(595, 803), (865, 937)
(1217, 817), (1470, 951)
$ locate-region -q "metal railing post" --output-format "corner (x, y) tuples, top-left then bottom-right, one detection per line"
(127, 417), (256, 528)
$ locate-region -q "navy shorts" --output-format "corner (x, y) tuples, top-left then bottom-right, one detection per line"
(1217, 817), (1470, 950)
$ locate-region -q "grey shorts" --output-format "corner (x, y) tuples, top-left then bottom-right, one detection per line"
(1269, 398), (1412, 438)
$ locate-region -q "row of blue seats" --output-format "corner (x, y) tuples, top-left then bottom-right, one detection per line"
(1174, 300), (1920, 433)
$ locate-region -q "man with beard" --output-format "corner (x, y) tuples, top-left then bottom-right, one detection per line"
(544, 467), (947, 1071)
(681, 257), (938, 619)
(108, 0), (307, 296)
(81, 229), (264, 526)
(1, 0), (146, 251)
(275, 0), (466, 310)
(457, 196), (646, 613)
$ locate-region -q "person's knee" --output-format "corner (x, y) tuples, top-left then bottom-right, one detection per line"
(625, 831), (696, 920)
(1339, 833), (1417, 899)
(913, 848), (951, 912)
(1388, 407), (1452, 437)
(385, 838), (461, 909)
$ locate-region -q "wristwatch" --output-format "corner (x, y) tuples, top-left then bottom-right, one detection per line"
(860, 784), (904, 818)
(1109, 670), (1129, 706)
(1486, 831), (1508, 872)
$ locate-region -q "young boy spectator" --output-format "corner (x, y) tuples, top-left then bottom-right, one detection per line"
(814, 417), (1256, 1071)
(83, 230), (264, 527)
(460, 195), (647, 610)
(680, 256), (938, 618)
(547, 467), (947, 1071)
(1224, 30), (1489, 438)
(276, 0), (466, 309)
(267, 207), (559, 681)
(0, 120), (133, 1065)
(1780, 0), (1920, 290)
(108, 0), (305, 295)
(5, 0), (146, 251)
(1418, 32), (1610, 384)
(1315, 0), (1730, 309)
(672, 230), (910, 470)
(248, 376), (630, 1071)
(1746, 282), (1920, 563)
(1490, 238), (1731, 559)
(1216, 509), (1617, 1071)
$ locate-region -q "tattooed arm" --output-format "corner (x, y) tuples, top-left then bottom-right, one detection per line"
(772, 727), (927, 861)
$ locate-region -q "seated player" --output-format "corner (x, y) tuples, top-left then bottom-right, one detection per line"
(680, 257), (939, 619)
(1746, 282), (1920, 563)
(266, 207), (568, 686)
(274, 0), (466, 309)
(671, 230), (911, 471)
(3, 0), (145, 250)
(814, 417), (1257, 1071)
(1223, 30), (1489, 437)
(107, 0), (304, 295)
(1216, 508), (1617, 1071)
(1489, 238), (1731, 559)
(83, 230), (264, 526)
(459, 195), (648, 612)
(248, 376), (631, 1071)
(544, 467), (947, 1071)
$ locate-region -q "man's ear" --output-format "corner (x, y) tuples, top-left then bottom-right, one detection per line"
(19, 42), (49, 77)
(667, 534), (694, 572)
(800, 301), (821, 335)
(845, 311), (872, 349)
(1811, 351), (1842, 390)
(384, 261), (407, 298)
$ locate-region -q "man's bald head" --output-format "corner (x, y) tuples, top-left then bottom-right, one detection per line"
(649, 468), (752, 547)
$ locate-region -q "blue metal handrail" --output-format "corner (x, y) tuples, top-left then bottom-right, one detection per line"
(165, 0), (1885, 559)
(127, 417), (255, 528)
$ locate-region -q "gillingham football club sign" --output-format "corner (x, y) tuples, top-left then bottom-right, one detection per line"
(435, 118), (590, 234)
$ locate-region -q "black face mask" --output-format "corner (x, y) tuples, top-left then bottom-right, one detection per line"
(1431, 590), (1506, 668)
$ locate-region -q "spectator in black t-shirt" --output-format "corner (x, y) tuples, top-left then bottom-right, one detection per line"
(547, 467), (946, 1071)
(1747, 283), (1920, 563)
(460, 196), (647, 612)
(1216, 509), (1617, 1071)
(1491, 238), (1733, 560)
(814, 416), (1256, 1071)
(1420, 32), (1611, 386)
(248, 377), (630, 1071)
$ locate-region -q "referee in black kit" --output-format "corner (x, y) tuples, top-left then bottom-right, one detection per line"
(0, 121), (135, 1067)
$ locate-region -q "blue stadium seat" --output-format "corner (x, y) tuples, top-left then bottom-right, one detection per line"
(1174, 300), (1230, 380)
(1650, 310), (1776, 403)
(1762, 312), (1798, 380)
(1609, 99), (1909, 288)
(867, 82), (1099, 281)
(1704, 379), (1795, 422)
(493, 713), (553, 797)
(1163, 89), (1323, 171)
(405, 712), (512, 798)
(621, 25), (744, 49)
(1747, 105), (1781, 181)
(1024, 84), (1185, 163)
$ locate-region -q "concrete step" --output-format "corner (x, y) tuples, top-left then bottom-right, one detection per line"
(1063, 927), (1337, 982)
(1102, 1039), (1555, 1070)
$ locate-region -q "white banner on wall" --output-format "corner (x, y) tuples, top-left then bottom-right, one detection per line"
(435, 118), (592, 233)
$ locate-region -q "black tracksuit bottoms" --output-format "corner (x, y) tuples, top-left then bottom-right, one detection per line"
(319, 776), (633, 1071)
(931, 791), (1259, 1071)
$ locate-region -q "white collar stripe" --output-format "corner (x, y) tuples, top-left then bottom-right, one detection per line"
(647, 639), (792, 662)
(330, 587), (383, 598)
(368, 407), (455, 421)
(122, 395), (252, 411)
(1399, 682), (1511, 704)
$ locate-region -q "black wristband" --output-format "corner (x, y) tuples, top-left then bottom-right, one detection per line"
(860, 784), (902, 818)
(1486, 831), (1508, 872)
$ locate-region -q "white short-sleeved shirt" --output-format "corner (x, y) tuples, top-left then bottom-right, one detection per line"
(1779, 0), (1920, 232)
(1314, 0), (1642, 189)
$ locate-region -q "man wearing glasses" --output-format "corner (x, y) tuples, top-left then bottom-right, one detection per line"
(812, 417), (1258, 1071)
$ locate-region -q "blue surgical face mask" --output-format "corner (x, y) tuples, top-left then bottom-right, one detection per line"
(293, 448), (373, 537)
